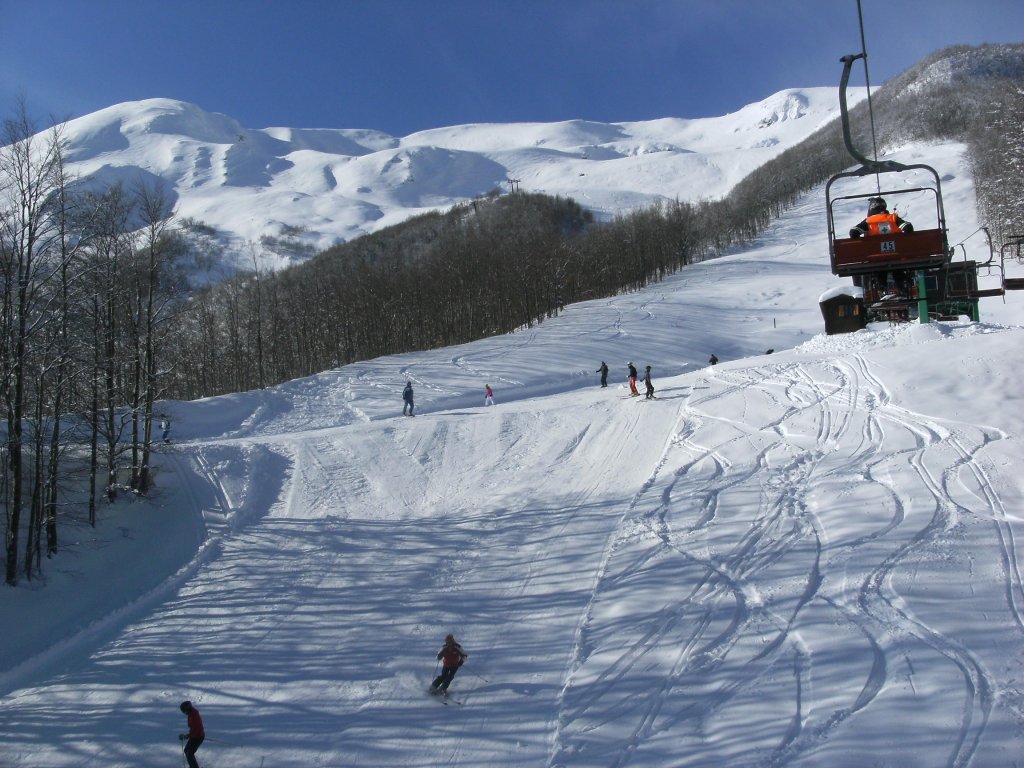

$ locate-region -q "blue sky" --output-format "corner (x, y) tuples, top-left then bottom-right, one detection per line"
(2, 0), (1022, 136)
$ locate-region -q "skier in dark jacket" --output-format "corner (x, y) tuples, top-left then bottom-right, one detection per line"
(643, 365), (655, 399)
(596, 361), (609, 388)
(402, 381), (415, 416)
(178, 701), (205, 768)
(627, 362), (639, 396)
(430, 634), (467, 696)
(709, 353), (719, 366)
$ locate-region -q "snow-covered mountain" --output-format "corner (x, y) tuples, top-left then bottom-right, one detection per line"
(59, 88), (857, 271)
(4, 139), (1024, 767)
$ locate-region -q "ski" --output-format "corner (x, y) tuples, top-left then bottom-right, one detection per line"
(426, 689), (462, 705)
(426, 688), (447, 705)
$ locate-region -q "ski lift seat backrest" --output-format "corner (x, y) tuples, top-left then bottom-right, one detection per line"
(831, 227), (949, 277)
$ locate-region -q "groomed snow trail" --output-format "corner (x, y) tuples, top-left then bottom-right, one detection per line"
(3, 322), (1024, 768)
(546, 345), (1019, 768)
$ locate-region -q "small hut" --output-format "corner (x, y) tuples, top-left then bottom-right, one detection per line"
(819, 285), (867, 335)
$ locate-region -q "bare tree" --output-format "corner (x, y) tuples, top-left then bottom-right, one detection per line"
(129, 180), (180, 494)
(0, 101), (68, 584)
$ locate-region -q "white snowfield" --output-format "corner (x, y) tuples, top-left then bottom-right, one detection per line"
(57, 88), (859, 273)
(2, 142), (1024, 767)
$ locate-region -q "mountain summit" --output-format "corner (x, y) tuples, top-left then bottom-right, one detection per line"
(57, 88), (854, 272)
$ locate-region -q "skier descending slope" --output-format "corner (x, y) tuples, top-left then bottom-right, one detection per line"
(429, 634), (467, 697)
(178, 701), (205, 768)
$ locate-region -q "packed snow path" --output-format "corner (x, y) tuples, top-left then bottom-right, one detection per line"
(552, 348), (1016, 767)
(4, 324), (1023, 768)
(3, 142), (1023, 766)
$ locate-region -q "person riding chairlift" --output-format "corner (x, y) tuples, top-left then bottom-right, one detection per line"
(849, 196), (913, 238)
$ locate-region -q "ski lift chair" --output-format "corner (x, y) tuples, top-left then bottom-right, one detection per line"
(826, 166), (950, 279)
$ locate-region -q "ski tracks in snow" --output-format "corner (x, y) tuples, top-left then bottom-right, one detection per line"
(548, 352), (1013, 767)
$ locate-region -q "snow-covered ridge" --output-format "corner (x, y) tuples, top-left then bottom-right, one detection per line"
(55, 88), (858, 273)
(896, 43), (1024, 98)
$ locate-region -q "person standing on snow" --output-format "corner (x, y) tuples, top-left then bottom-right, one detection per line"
(627, 362), (639, 396)
(484, 384), (495, 406)
(596, 361), (609, 388)
(430, 634), (468, 696)
(403, 381), (415, 416)
(643, 365), (655, 400)
(178, 701), (205, 768)
(708, 353), (719, 366)
(159, 414), (171, 443)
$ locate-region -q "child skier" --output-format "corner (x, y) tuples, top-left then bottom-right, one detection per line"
(643, 365), (655, 399)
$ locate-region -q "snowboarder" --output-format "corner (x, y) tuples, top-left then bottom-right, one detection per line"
(627, 362), (639, 396)
(403, 381), (415, 416)
(643, 365), (655, 399)
(484, 384), (495, 406)
(596, 361), (609, 388)
(178, 701), (205, 768)
(159, 414), (171, 443)
(849, 196), (913, 238)
(429, 634), (467, 696)
(709, 354), (719, 366)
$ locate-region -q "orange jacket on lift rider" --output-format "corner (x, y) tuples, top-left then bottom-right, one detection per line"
(849, 196), (914, 238)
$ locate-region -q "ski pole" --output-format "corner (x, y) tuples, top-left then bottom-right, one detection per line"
(466, 666), (490, 683)
(204, 737), (235, 745)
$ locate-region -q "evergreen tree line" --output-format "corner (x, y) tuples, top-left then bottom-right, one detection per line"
(2, 44), (1022, 584)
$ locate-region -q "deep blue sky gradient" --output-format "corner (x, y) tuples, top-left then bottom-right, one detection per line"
(2, 0), (1022, 136)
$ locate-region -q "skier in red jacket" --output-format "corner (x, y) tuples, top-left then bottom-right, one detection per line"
(178, 701), (205, 768)
(429, 634), (467, 696)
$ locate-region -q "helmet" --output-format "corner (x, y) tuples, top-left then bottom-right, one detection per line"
(645, 365), (651, 370)
(867, 197), (887, 216)
(627, 361), (633, 366)
(445, 634), (455, 642)
(180, 701), (192, 714)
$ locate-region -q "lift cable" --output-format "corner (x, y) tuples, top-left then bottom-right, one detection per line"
(856, 0), (882, 193)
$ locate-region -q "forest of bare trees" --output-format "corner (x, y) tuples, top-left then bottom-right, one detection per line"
(2, 44), (1022, 585)
(165, 192), (726, 399)
(168, 43), (1024, 402)
(0, 102), (188, 585)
